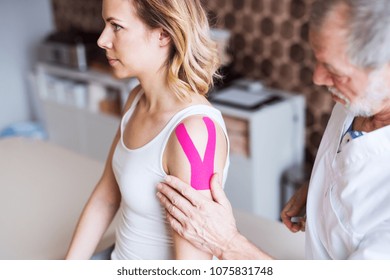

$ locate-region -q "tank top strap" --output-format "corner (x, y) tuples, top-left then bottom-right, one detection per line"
(160, 105), (228, 151)
(168, 105), (225, 132)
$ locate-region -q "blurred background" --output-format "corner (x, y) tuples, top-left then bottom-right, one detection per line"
(1, 0), (333, 259)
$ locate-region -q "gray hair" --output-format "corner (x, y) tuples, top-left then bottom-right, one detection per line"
(310, 0), (390, 69)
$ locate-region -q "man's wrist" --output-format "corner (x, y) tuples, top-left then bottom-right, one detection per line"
(220, 233), (273, 260)
(220, 232), (247, 260)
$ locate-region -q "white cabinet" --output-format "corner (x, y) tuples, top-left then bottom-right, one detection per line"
(35, 63), (138, 161)
(212, 87), (305, 220)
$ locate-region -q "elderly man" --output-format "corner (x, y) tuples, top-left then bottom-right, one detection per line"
(157, 0), (390, 260)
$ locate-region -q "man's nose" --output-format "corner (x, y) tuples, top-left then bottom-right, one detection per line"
(312, 64), (332, 86)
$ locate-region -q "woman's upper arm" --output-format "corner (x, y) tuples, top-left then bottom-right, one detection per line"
(165, 115), (228, 188)
(164, 114), (228, 259)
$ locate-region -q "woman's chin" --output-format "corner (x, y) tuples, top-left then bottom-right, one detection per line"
(111, 69), (129, 80)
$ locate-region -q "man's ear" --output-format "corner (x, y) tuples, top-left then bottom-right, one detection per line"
(159, 29), (171, 47)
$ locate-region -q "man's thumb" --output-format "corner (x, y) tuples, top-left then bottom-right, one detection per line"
(210, 173), (229, 206)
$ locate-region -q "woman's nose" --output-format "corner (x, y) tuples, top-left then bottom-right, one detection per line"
(97, 28), (112, 50)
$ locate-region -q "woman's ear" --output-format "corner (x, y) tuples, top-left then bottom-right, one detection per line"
(159, 29), (171, 47)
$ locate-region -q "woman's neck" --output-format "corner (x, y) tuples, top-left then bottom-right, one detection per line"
(137, 72), (180, 112)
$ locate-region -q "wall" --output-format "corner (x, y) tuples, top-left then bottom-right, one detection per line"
(0, 0), (54, 131)
(51, 0), (335, 173)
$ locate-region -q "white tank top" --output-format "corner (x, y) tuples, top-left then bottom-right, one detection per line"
(110, 91), (230, 260)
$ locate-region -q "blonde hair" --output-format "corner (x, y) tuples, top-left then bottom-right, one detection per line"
(133, 0), (220, 100)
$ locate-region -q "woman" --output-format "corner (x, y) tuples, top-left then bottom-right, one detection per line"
(65, 0), (229, 260)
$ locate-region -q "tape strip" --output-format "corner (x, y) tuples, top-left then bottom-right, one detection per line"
(175, 117), (216, 190)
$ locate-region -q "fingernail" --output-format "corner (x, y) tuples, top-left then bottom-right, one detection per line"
(156, 192), (162, 198)
(165, 175), (171, 182)
(157, 183), (162, 190)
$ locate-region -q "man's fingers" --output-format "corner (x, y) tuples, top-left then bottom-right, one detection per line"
(156, 185), (193, 218)
(166, 212), (185, 237)
(164, 175), (202, 206)
(210, 173), (230, 207)
(158, 190), (199, 238)
(281, 212), (307, 233)
(166, 212), (206, 252)
(280, 213), (291, 226)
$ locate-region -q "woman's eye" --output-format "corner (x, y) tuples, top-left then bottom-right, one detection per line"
(111, 23), (122, 32)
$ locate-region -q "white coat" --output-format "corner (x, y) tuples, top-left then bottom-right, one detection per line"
(305, 103), (390, 259)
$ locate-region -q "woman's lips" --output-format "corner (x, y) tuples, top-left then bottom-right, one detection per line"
(107, 57), (119, 66)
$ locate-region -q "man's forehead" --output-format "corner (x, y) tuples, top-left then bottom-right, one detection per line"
(308, 30), (323, 53)
(309, 2), (350, 42)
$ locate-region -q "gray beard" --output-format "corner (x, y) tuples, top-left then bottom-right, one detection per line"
(328, 68), (389, 117)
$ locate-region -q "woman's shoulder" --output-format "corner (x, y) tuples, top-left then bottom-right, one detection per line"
(179, 95), (223, 121)
(177, 114), (214, 132)
(171, 93), (227, 134)
(169, 111), (227, 154)
(164, 106), (229, 187)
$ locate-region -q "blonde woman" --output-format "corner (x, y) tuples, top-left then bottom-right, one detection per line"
(65, 0), (229, 260)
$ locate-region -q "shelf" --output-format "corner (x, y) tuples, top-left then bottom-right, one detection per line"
(36, 62), (132, 88)
(34, 63), (138, 161)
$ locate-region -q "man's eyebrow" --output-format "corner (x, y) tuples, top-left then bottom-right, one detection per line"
(324, 63), (342, 75)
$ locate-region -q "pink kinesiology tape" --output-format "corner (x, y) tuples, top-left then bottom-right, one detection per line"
(175, 117), (216, 190)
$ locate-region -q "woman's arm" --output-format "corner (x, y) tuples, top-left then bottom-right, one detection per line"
(163, 115), (228, 259)
(65, 130), (121, 259)
(157, 174), (273, 259)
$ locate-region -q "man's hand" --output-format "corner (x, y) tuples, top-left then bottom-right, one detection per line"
(281, 182), (308, 232)
(156, 173), (239, 259)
